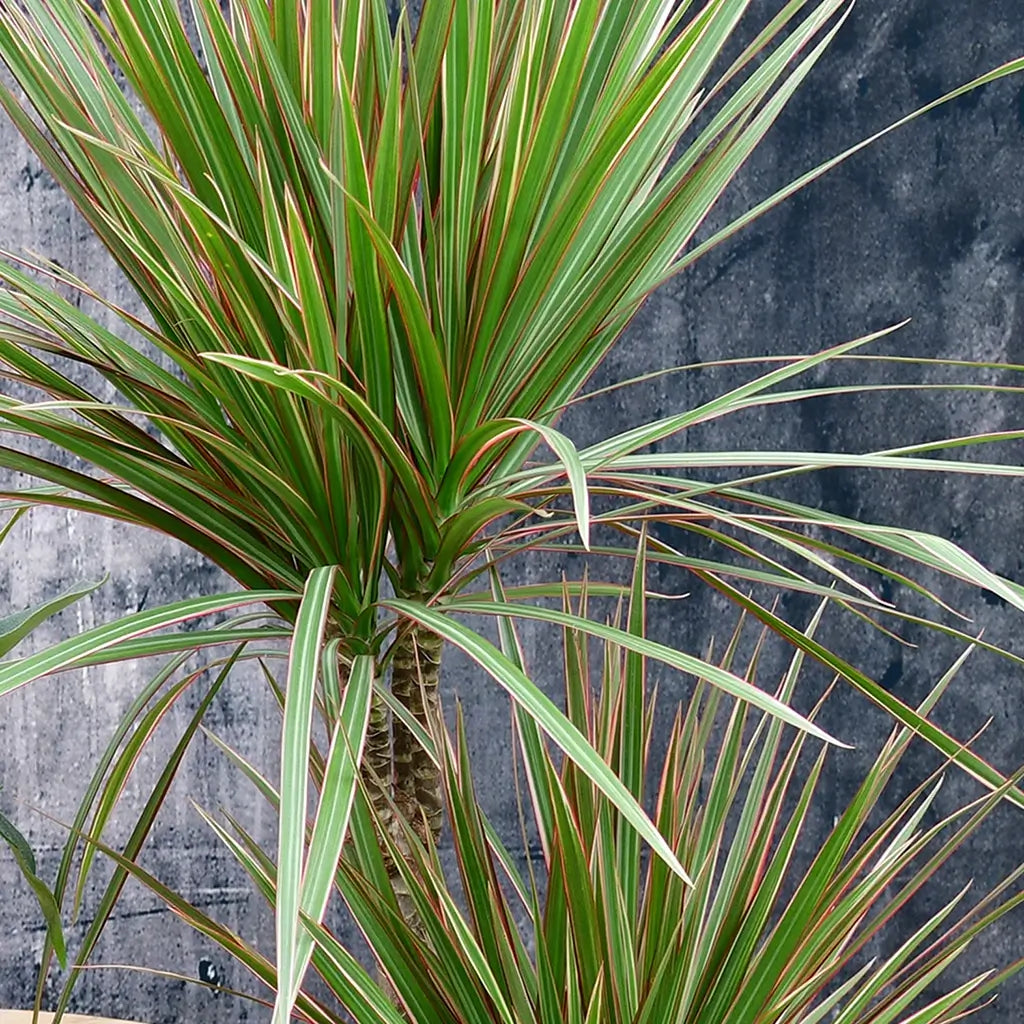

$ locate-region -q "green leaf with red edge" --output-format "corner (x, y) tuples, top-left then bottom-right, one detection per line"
(273, 565), (336, 1024)
(0, 574), (104, 659)
(433, 598), (844, 747)
(0, 804), (67, 968)
(49, 645), (243, 1021)
(290, 653), (373, 1012)
(344, 195), (454, 473)
(383, 596), (693, 886)
(0, 590), (297, 698)
(695, 570), (1024, 812)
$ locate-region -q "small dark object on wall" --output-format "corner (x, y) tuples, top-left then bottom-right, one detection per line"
(197, 958), (221, 996)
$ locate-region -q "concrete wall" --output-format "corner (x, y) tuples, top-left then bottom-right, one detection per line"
(1, 1), (1024, 1021)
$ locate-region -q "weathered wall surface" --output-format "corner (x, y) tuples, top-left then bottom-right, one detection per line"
(1, 2), (1023, 1021)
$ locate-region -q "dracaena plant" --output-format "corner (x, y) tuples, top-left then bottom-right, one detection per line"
(70, 557), (1024, 1024)
(317, 577), (1024, 1024)
(0, 0), (1023, 1020)
(366, 581), (1024, 1024)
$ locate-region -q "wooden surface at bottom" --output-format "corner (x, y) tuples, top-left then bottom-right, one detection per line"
(0, 1012), (145, 1023)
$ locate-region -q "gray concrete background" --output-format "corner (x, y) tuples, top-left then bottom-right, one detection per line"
(2, 1), (1024, 1021)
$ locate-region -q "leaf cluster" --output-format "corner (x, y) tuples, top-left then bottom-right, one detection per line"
(0, 2), (1023, 1021)
(33, 560), (1024, 1024)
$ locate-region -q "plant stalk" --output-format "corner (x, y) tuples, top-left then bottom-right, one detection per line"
(362, 684), (393, 854)
(390, 622), (443, 850)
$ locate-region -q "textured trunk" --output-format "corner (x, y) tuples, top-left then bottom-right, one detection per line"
(383, 621), (442, 952)
(390, 623), (443, 849)
(370, 623), (443, 1013)
(362, 685), (394, 861)
(337, 625), (444, 1008)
